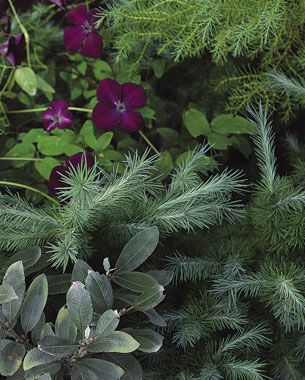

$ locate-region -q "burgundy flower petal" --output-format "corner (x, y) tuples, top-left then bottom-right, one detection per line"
(48, 165), (69, 195)
(96, 78), (121, 104)
(65, 4), (87, 26)
(49, 100), (69, 113)
(121, 83), (147, 110)
(87, 8), (99, 26)
(92, 102), (121, 131)
(44, 121), (58, 132)
(42, 101), (73, 132)
(0, 34), (26, 66)
(64, 26), (87, 53)
(80, 30), (102, 58)
(119, 109), (145, 132)
(66, 150), (95, 170)
(49, 0), (67, 10)
(42, 108), (55, 123)
(0, 39), (9, 58)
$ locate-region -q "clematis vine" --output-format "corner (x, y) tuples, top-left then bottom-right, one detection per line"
(48, 151), (94, 197)
(42, 101), (73, 132)
(64, 5), (102, 58)
(92, 78), (147, 133)
(0, 33), (26, 66)
(49, 0), (69, 10)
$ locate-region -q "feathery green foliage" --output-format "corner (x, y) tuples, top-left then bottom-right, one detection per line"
(0, 146), (244, 269)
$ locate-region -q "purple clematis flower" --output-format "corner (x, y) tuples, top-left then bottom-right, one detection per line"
(0, 34), (26, 66)
(92, 78), (147, 133)
(42, 101), (73, 132)
(48, 151), (95, 197)
(49, 0), (69, 10)
(63, 5), (102, 58)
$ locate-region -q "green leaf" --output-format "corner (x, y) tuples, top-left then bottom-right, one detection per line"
(2, 261), (25, 321)
(81, 358), (124, 380)
(115, 226), (159, 273)
(123, 328), (164, 353)
(0, 283), (18, 304)
(23, 361), (60, 379)
(71, 365), (97, 380)
(20, 274), (48, 333)
(15, 67), (37, 96)
(5, 142), (35, 168)
(88, 331), (139, 353)
(21, 129), (45, 144)
(133, 285), (165, 312)
(47, 274), (71, 295)
(183, 108), (210, 138)
(112, 272), (159, 293)
(34, 157), (60, 180)
(154, 151), (173, 180)
(55, 306), (77, 343)
(208, 132), (234, 150)
(66, 282), (93, 333)
(38, 336), (77, 358)
(85, 271), (113, 314)
(93, 132), (113, 153)
(37, 136), (67, 156)
(139, 106), (155, 119)
(92, 60), (112, 81)
(23, 348), (57, 371)
(63, 144), (83, 156)
(3, 247), (41, 271)
(152, 58), (167, 78)
(156, 128), (180, 145)
(0, 342), (25, 376)
(94, 310), (120, 338)
(36, 75), (55, 93)
(210, 114), (253, 134)
(72, 260), (93, 284)
(143, 308), (167, 327)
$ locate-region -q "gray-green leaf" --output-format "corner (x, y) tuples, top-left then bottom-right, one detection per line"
(88, 331), (139, 353)
(0, 283), (18, 304)
(115, 227), (159, 273)
(2, 261), (25, 321)
(66, 282), (92, 333)
(85, 271), (113, 314)
(20, 274), (48, 333)
(55, 306), (77, 343)
(0, 341), (25, 376)
(123, 328), (164, 353)
(81, 358), (124, 380)
(38, 336), (77, 358)
(94, 310), (120, 338)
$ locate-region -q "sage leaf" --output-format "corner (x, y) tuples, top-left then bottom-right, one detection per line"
(85, 271), (113, 314)
(0, 341), (25, 376)
(55, 306), (77, 343)
(2, 261), (25, 321)
(123, 328), (164, 353)
(88, 331), (139, 353)
(66, 282), (92, 333)
(0, 283), (18, 304)
(81, 358), (124, 380)
(94, 310), (120, 338)
(20, 274), (48, 333)
(115, 226), (159, 273)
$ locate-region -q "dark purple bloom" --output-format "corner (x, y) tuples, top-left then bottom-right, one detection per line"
(63, 5), (102, 58)
(42, 101), (73, 132)
(49, 0), (68, 10)
(48, 151), (95, 197)
(92, 78), (147, 133)
(0, 34), (26, 66)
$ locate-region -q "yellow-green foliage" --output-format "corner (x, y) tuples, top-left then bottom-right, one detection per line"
(100, 0), (305, 121)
